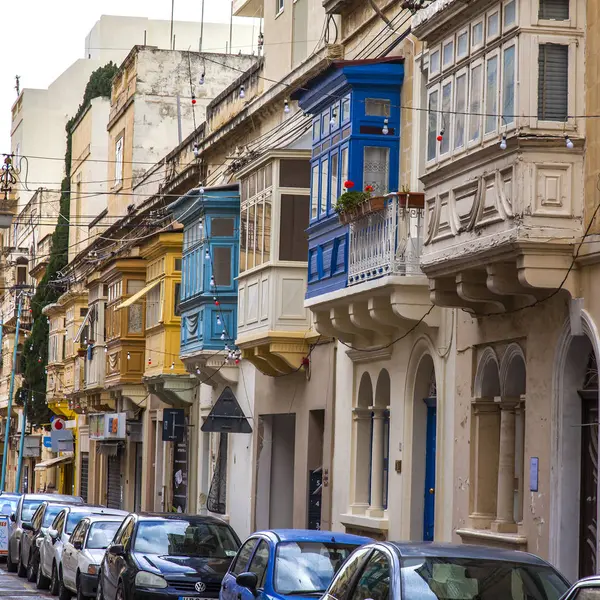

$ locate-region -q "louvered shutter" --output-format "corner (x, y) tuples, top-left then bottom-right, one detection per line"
(539, 0), (569, 20)
(107, 455), (122, 509)
(80, 453), (89, 502)
(538, 44), (568, 121)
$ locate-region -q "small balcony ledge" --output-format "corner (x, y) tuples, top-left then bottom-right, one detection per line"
(180, 351), (239, 389)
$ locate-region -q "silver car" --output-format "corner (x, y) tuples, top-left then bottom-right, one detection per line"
(61, 515), (126, 600)
(7, 493), (83, 575)
(38, 506), (127, 599)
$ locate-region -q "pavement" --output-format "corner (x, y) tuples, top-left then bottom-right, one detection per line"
(0, 561), (52, 599)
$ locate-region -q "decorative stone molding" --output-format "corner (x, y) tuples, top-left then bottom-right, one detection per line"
(456, 528), (527, 550)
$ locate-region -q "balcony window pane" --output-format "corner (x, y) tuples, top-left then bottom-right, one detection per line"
(363, 147), (390, 195)
(146, 284), (162, 329)
(255, 201), (264, 267)
(265, 162), (273, 188)
(320, 158), (329, 215)
(504, 0), (516, 27)
(263, 197), (272, 263)
(247, 204), (256, 270)
(487, 11), (499, 38)
(427, 89), (439, 161)
(311, 164), (319, 219)
(213, 247), (232, 287)
(341, 147), (349, 185)
(280, 159), (311, 188)
(330, 153), (339, 208)
(279, 195), (309, 261)
(441, 82), (452, 154)
(240, 207), (248, 272)
(313, 119), (321, 141)
(472, 21), (483, 48)
(469, 64), (483, 142)
(128, 304), (143, 334)
(212, 218), (234, 237)
(457, 31), (468, 59)
(455, 74), (467, 149)
(342, 95), (351, 122)
(174, 283), (181, 317)
(321, 111), (330, 137)
(485, 56), (499, 134)
(443, 41), (454, 67)
(538, 44), (568, 121)
(430, 50), (440, 74)
(539, 0), (569, 20)
(503, 46), (516, 124)
(365, 99), (391, 117)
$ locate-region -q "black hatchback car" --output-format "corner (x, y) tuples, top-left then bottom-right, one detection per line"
(97, 513), (241, 600)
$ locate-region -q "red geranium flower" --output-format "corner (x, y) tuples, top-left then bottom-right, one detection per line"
(365, 185), (374, 193)
(344, 180), (355, 189)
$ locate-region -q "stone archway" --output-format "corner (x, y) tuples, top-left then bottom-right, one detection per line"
(351, 372), (373, 512)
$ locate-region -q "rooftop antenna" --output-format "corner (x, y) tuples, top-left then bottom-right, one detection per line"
(170, 0), (175, 50)
(15, 76), (20, 96)
(200, 0), (205, 52)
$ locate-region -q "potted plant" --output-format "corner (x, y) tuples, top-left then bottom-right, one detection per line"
(334, 182), (387, 224)
(397, 184), (425, 209)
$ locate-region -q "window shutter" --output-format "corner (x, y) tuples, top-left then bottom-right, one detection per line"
(538, 44), (568, 121)
(539, 0), (569, 20)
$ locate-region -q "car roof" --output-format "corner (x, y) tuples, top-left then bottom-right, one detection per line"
(22, 494), (84, 503)
(83, 515), (128, 523)
(60, 506), (128, 516)
(0, 492), (21, 498)
(134, 512), (230, 525)
(386, 542), (550, 566)
(255, 529), (372, 545)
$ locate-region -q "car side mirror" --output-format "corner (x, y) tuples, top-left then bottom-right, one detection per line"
(236, 572), (258, 596)
(108, 544), (125, 556)
(10, 513), (16, 523)
(49, 529), (59, 542)
(73, 541), (82, 551)
(22, 521), (33, 532)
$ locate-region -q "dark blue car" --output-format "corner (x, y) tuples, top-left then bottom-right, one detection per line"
(220, 530), (371, 600)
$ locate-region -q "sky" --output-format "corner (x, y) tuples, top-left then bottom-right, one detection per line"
(0, 0), (251, 152)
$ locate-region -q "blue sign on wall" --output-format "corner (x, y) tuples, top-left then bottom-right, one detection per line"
(43, 436), (52, 449)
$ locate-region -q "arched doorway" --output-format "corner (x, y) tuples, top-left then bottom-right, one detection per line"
(410, 354), (437, 541)
(554, 329), (599, 581)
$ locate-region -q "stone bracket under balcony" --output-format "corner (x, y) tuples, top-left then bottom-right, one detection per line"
(238, 331), (319, 376)
(306, 276), (440, 349)
(143, 374), (196, 407)
(181, 352), (239, 389)
(426, 245), (577, 316)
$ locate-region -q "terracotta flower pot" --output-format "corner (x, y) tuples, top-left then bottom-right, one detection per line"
(397, 192), (425, 209)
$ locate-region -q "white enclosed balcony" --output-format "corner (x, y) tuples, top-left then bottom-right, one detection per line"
(233, 0), (263, 18)
(307, 194), (439, 350)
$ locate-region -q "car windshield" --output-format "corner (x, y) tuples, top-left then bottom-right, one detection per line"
(21, 500), (43, 522)
(43, 506), (65, 527)
(400, 558), (569, 600)
(134, 520), (239, 558)
(66, 511), (94, 535)
(274, 542), (358, 595)
(87, 522), (122, 550)
(0, 498), (18, 515)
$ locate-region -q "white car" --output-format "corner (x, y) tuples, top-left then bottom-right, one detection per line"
(61, 515), (126, 600)
(37, 506), (128, 600)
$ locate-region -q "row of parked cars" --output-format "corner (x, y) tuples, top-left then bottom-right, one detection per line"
(0, 490), (596, 600)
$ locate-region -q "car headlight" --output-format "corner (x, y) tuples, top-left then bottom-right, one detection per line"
(87, 565), (99, 576)
(135, 571), (168, 589)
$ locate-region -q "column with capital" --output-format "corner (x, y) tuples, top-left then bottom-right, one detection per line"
(492, 398), (519, 533)
(368, 406), (386, 518)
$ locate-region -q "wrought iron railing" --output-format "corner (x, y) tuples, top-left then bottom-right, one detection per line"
(348, 194), (424, 285)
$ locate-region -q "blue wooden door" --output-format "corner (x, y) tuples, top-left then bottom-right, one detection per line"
(423, 397), (437, 541)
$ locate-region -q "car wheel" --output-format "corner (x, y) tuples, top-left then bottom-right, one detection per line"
(7, 545), (17, 573)
(36, 560), (50, 590)
(76, 573), (86, 600)
(96, 573), (104, 600)
(27, 554), (37, 582)
(17, 548), (27, 578)
(116, 582), (126, 600)
(58, 568), (71, 600)
(50, 562), (60, 596)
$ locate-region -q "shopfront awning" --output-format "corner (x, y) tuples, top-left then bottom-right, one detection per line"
(115, 279), (160, 310)
(34, 453), (74, 471)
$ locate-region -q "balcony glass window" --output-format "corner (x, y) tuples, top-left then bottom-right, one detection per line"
(427, 90), (439, 161)
(342, 95), (351, 122)
(469, 63), (483, 142)
(212, 218), (234, 237)
(341, 147), (349, 185)
(321, 111), (330, 138)
(313, 119), (321, 142)
(502, 45), (516, 124)
(457, 30), (469, 60)
(471, 20), (484, 49)
(539, 0), (569, 20)
(363, 147), (390, 195)
(443, 40), (454, 67)
(114, 136), (123, 187)
(455, 73), (467, 149)
(430, 49), (441, 76)
(280, 159), (311, 188)
(276, 0), (284, 14)
(146, 283), (162, 329)
(485, 54), (499, 134)
(538, 44), (568, 121)
(441, 81), (453, 155)
(213, 247), (232, 287)
(365, 99), (391, 117)
(173, 283), (181, 317)
(487, 10), (500, 40)
(503, 0), (516, 28)
(320, 158), (329, 215)
(127, 280), (144, 335)
(330, 153), (339, 204)
(311, 164), (319, 219)
(279, 195), (310, 261)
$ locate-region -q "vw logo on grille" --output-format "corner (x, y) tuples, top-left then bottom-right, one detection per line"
(195, 582), (207, 593)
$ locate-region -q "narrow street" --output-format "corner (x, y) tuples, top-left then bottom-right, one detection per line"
(0, 563), (52, 600)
